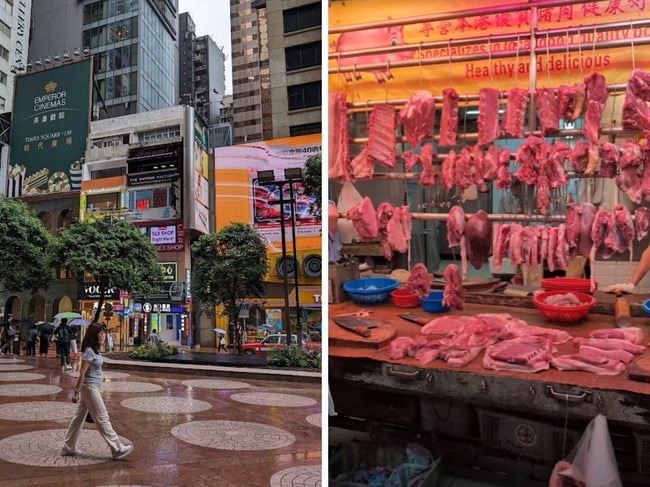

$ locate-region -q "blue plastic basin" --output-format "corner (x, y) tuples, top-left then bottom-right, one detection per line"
(419, 291), (450, 313)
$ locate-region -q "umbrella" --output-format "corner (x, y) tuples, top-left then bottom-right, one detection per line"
(54, 311), (82, 321)
(213, 328), (227, 335)
(38, 322), (54, 334)
(258, 324), (273, 332)
(69, 318), (91, 326)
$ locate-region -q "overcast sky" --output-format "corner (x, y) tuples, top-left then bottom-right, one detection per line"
(178, 0), (233, 95)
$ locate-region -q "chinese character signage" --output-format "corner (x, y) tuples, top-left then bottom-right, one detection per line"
(8, 59), (92, 197)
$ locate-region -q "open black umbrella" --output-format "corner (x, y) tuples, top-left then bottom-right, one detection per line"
(38, 322), (54, 334)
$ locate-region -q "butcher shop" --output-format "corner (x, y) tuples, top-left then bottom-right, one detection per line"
(327, 1), (650, 486)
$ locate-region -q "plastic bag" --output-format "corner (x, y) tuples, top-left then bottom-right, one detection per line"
(385, 443), (440, 487)
(555, 414), (622, 487)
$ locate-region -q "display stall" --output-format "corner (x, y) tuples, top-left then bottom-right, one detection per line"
(328, 1), (650, 485)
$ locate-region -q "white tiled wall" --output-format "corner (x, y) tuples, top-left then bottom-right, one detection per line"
(594, 260), (650, 293)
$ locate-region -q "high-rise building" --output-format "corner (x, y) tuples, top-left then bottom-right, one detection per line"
(230, 0), (321, 144)
(0, 0), (32, 115)
(28, 0), (179, 120)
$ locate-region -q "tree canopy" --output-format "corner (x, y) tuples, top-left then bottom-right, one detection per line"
(0, 196), (55, 293)
(302, 153), (322, 221)
(191, 222), (269, 352)
(52, 217), (166, 321)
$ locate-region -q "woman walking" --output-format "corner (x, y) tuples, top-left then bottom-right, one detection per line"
(61, 322), (133, 459)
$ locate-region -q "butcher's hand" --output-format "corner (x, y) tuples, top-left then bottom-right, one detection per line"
(601, 282), (636, 294)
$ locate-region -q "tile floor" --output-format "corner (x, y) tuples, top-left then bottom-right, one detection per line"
(0, 352), (322, 487)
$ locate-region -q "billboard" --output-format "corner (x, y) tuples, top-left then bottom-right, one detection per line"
(8, 59), (92, 197)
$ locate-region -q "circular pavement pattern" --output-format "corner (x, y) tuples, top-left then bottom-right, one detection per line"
(0, 429), (130, 466)
(172, 420), (295, 451)
(121, 396), (212, 413)
(0, 372), (45, 382)
(229, 392), (317, 408)
(0, 384), (61, 396)
(0, 364), (33, 371)
(182, 378), (251, 390)
(0, 357), (25, 363)
(270, 465), (322, 487)
(0, 401), (77, 421)
(67, 370), (130, 379)
(306, 414), (321, 427)
(101, 381), (163, 393)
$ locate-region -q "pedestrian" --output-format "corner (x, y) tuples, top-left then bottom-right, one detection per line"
(217, 334), (228, 354)
(52, 322), (60, 358)
(27, 324), (38, 356)
(0, 315), (16, 356)
(39, 323), (51, 357)
(55, 318), (73, 370)
(106, 329), (114, 352)
(147, 328), (160, 346)
(61, 321), (134, 459)
(69, 326), (78, 359)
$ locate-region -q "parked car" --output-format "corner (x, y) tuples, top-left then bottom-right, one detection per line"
(241, 333), (320, 356)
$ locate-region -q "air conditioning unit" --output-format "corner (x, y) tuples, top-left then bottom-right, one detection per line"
(302, 254), (321, 279)
(276, 255), (298, 279)
(267, 250), (321, 283)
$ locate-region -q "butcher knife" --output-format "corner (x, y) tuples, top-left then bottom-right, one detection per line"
(332, 316), (378, 338)
(398, 313), (430, 326)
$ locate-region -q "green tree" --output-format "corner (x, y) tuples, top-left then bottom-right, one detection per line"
(0, 196), (55, 292)
(191, 223), (269, 353)
(302, 153), (322, 221)
(52, 217), (165, 321)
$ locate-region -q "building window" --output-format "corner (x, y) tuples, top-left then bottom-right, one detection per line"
(0, 70), (6, 86)
(283, 3), (321, 33)
(128, 187), (170, 210)
(137, 126), (181, 142)
(0, 45), (8, 61)
(287, 81), (321, 111)
(0, 20), (10, 37)
(289, 122), (321, 137)
(285, 42), (321, 71)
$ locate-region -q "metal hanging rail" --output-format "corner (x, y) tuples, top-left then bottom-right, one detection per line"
(368, 171), (610, 181)
(338, 211), (567, 223)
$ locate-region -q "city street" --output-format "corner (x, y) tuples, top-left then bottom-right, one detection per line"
(0, 353), (322, 487)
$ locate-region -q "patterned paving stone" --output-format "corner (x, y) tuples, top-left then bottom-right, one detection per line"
(306, 414), (321, 427)
(171, 420), (295, 451)
(67, 370), (130, 379)
(0, 401), (77, 421)
(0, 384), (61, 396)
(0, 429), (130, 466)
(229, 392), (317, 408)
(270, 465), (322, 487)
(0, 357), (25, 363)
(121, 396), (212, 413)
(182, 378), (251, 390)
(0, 364), (34, 371)
(0, 372), (45, 382)
(101, 381), (163, 393)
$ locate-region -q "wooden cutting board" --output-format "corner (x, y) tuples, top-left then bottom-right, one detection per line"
(328, 318), (395, 349)
(628, 354), (650, 382)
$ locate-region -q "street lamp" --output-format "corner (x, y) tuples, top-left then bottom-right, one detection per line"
(256, 168), (303, 347)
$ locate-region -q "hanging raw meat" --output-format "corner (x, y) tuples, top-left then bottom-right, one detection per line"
(492, 224), (511, 272)
(454, 147), (474, 191)
(346, 197), (378, 242)
(546, 141), (570, 189)
(598, 142), (620, 178)
(583, 72), (608, 145)
(376, 202), (394, 259)
(399, 91), (435, 148)
(441, 150), (456, 189)
(565, 204), (581, 256)
(578, 202), (597, 258)
(568, 140), (590, 172)
(442, 264), (464, 311)
(495, 148), (512, 189)
(465, 211), (493, 270)
(557, 82), (586, 121)
(605, 204), (634, 255)
(482, 145), (500, 182)
(406, 263), (432, 297)
(471, 144), (486, 192)
(534, 88), (559, 136)
(439, 88), (459, 146)
(508, 224), (524, 266)
(622, 69), (650, 133)
(401, 150), (420, 171)
(477, 87), (501, 146)
(367, 104), (396, 168)
(418, 143), (435, 186)
(620, 141), (643, 169)
(349, 145), (373, 179)
(328, 92), (351, 181)
(501, 88), (529, 139)
(634, 207), (650, 241)
(447, 206), (467, 275)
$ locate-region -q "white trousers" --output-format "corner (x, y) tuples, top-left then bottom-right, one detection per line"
(63, 384), (123, 454)
(70, 339), (77, 354)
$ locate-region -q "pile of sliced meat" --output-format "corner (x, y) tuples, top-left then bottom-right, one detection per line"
(388, 313), (645, 376)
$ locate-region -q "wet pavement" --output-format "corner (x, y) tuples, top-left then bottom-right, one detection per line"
(0, 352), (322, 487)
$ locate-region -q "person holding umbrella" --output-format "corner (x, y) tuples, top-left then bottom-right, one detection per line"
(217, 334), (228, 354)
(39, 322), (53, 357)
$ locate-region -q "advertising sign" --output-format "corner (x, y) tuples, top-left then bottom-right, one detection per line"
(186, 112), (210, 234)
(329, 1), (650, 99)
(150, 226), (177, 245)
(8, 59), (92, 197)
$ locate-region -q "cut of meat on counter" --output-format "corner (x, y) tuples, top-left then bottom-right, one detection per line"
(483, 336), (554, 373)
(550, 353), (627, 375)
(534, 88), (560, 136)
(543, 292), (581, 306)
(465, 210), (493, 270)
(328, 92), (351, 181)
(439, 88), (459, 146)
(572, 337), (646, 356)
(399, 90), (435, 148)
(405, 263), (432, 298)
(442, 264), (464, 311)
(501, 87), (529, 139)
(346, 197), (378, 242)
